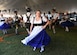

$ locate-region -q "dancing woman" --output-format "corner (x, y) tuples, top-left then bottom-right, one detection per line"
(21, 10), (51, 52)
(60, 13), (74, 32)
(0, 14), (11, 34)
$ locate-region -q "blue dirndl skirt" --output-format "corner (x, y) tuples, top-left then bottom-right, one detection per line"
(0, 22), (11, 30)
(61, 21), (74, 27)
(21, 26), (51, 48)
(27, 29), (51, 48)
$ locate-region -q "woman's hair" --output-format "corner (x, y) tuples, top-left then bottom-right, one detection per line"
(35, 10), (41, 14)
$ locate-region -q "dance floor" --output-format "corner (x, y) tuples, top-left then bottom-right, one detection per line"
(0, 26), (77, 55)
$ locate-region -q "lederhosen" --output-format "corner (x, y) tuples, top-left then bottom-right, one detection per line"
(25, 15), (31, 31)
(14, 15), (20, 26)
(51, 15), (58, 25)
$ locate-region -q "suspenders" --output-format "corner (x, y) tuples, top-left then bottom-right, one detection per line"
(26, 14), (31, 23)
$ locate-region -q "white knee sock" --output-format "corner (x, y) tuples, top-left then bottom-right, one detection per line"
(15, 29), (18, 34)
(40, 46), (44, 52)
(5, 29), (7, 34)
(33, 47), (36, 51)
(53, 28), (56, 34)
(3, 30), (5, 34)
(2, 30), (6, 34)
(26, 28), (30, 34)
(65, 27), (69, 32)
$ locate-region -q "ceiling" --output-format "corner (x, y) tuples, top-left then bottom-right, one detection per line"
(0, 0), (77, 13)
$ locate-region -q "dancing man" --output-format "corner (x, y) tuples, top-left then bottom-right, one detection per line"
(51, 9), (59, 34)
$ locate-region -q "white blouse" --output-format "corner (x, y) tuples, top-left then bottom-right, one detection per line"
(0, 17), (5, 22)
(31, 16), (47, 24)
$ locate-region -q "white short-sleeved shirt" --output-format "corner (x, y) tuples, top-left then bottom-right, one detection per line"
(47, 14), (52, 20)
(13, 15), (20, 22)
(31, 16), (47, 24)
(23, 14), (33, 23)
(52, 13), (59, 19)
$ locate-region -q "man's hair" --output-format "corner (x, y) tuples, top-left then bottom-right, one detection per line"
(52, 9), (56, 12)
